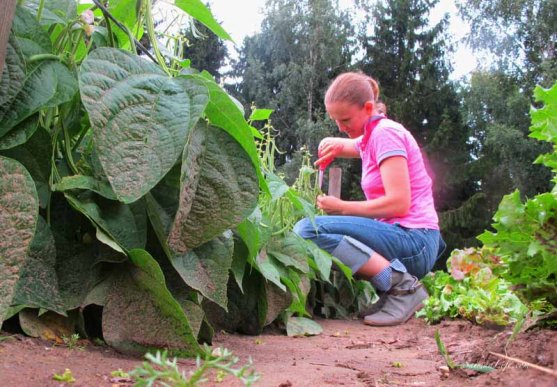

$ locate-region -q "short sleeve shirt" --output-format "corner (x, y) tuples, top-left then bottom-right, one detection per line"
(355, 117), (439, 229)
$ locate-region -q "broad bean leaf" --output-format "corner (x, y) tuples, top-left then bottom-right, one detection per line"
(286, 316), (323, 337)
(19, 309), (75, 341)
(49, 198), (106, 310)
(230, 235), (250, 292)
(255, 250), (286, 292)
(304, 239), (332, 283)
(54, 175), (117, 201)
(0, 156), (38, 322)
(1, 127), (52, 208)
(23, 0), (77, 26)
(0, 8), (78, 138)
(170, 232), (234, 310)
(268, 232), (310, 273)
(202, 269), (266, 335)
(249, 109), (274, 121)
(0, 114), (39, 150)
(102, 249), (201, 356)
(263, 281), (292, 326)
(79, 47), (209, 203)
(157, 254), (206, 339)
(180, 72), (266, 191)
(65, 192), (147, 252)
(11, 216), (66, 315)
(108, 0), (144, 49)
(167, 122), (258, 253)
(174, 0), (232, 41)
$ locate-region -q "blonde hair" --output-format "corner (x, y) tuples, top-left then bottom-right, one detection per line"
(324, 72), (380, 108)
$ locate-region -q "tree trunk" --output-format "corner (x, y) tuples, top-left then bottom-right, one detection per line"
(0, 0), (17, 75)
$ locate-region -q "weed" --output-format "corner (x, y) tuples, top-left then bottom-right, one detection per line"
(61, 333), (84, 350)
(129, 344), (260, 386)
(111, 369), (130, 378)
(52, 368), (76, 383)
(435, 330), (495, 373)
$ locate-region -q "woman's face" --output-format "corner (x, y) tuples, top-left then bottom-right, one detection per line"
(326, 101), (373, 139)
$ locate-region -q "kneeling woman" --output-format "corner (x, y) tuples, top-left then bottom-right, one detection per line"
(294, 72), (445, 326)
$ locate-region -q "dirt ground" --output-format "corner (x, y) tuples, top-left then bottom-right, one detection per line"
(1, 316), (556, 387)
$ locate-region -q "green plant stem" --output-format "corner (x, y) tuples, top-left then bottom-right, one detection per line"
(72, 127), (89, 153)
(62, 123), (79, 175)
(69, 29), (83, 64)
(36, 0), (45, 22)
(28, 54), (60, 63)
(144, 0), (170, 75)
(91, 0), (156, 62)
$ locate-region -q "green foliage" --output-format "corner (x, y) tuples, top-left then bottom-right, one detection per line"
(61, 333), (83, 350)
(417, 247), (527, 325)
(457, 0), (557, 88)
(230, 0), (354, 164)
(52, 368), (76, 383)
(0, 0), (264, 355)
(478, 82), (557, 317)
(130, 347), (259, 386)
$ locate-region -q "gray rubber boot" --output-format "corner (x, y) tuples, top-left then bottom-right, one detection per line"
(357, 292), (387, 318)
(363, 271), (428, 326)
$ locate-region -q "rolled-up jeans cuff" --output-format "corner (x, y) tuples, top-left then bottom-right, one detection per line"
(331, 236), (373, 273)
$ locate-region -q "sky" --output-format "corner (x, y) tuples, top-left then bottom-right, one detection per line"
(207, 0), (476, 79)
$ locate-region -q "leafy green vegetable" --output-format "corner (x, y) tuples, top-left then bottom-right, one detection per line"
(478, 82), (557, 314)
(417, 247), (527, 325)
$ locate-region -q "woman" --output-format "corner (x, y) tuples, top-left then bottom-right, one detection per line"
(294, 72), (445, 326)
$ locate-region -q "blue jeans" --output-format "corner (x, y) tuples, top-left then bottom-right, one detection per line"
(293, 215), (445, 279)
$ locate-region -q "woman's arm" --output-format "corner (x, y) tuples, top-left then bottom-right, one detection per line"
(316, 156), (411, 218)
(315, 137), (360, 167)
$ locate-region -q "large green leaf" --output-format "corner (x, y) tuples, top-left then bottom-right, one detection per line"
(102, 249), (201, 356)
(286, 316), (323, 337)
(108, 0), (144, 49)
(11, 6), (51, 57)
(167, 122), (258, 253)
(202, 269), (266, 335)
(49, 197), (108, 310)
(0, 8), (78, 138)
(0, 114), (39, 150)
(19, 309), (75, 340)
(174, 0), (232, 41)
(54, 175), (117, 201)
(255, 250), (286, 292)
(11, 216), (66, 315)
(23, 0), (77, 26)
(0, 36), (25, 113)
(0, 156), (38, 322)
(181, 72), (266, 191)
(1, 127), (52, 208)
(170, 232), (234, 310)
(65, 192), (147, 251)
(79, 47), (209, 203)
(268, 232), (310, 274)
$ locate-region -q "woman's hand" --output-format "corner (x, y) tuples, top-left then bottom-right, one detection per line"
(315, 137), (360, 167)
(315, 137), (343, 168)
(316, 194), (345, 214)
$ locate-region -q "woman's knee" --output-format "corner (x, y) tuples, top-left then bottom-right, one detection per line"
(293, 217), (315, 239)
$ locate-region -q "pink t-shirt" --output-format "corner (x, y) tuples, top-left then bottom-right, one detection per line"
(355, 117), (439, 229)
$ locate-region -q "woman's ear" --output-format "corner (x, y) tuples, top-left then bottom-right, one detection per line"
(364, 100), (374, 115)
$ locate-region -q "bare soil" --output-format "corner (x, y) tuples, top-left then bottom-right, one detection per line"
(1, 317), (556, 386)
